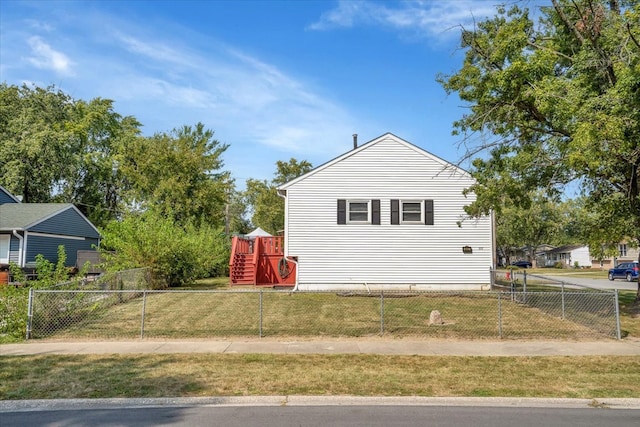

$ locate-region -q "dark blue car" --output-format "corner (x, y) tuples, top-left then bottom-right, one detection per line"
(511, 260), (532, 268)
(608, 262), (639, 282)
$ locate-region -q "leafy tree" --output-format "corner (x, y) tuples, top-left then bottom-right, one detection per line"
(560, 196), (631, 266)
(61, 98), (142, 227)
(119, 123), (233, 226)
(243, 178), (280, 234)
(0, 83), (74, 202)
(100, 210), (229, 286)
(495, 192), (563, 267)
(244, 158), (313, 234)
(226, 190), (252, 235)
(438, 1), (640, 297)
(0, 84), (142, 227)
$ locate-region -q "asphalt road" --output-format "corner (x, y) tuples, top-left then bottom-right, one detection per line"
(3, 405), (639, 427)
(529, 273), (638, 291)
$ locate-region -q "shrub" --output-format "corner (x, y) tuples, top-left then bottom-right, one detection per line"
(0, 284), (28, 342)
(100, 211), (230, 287)
(0, 247), (92, 342)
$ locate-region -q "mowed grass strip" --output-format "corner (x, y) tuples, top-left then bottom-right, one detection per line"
(1, 354), (639, 400)
(33, 291), (616, 340)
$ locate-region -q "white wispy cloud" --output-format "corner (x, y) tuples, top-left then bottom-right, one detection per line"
(101, 29), (358, 155)
(308, 0), (498, 40)
(116, 33), (191, 66)
(26, 36), (73, 74)
(2, 3), (366, 180)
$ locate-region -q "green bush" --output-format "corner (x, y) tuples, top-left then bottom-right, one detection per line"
(100, 211), (230, 287)
(0, 247), (90, 342)
(0, 284), (28, 342)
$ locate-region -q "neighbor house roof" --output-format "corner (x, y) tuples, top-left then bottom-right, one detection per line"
(0, 203), (79, 230)
(547, 244), (586, 254)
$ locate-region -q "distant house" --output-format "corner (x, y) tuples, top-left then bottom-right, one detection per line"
(542, 245), (591, 268)
(506, 244), (556, 267)
(277, 133), (494, 291)
(0, 186), (100, 268)
(591, 243), (640, 269)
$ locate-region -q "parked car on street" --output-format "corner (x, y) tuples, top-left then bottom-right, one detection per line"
(511, 260), (532, 268)
(608, 262), (639, 282)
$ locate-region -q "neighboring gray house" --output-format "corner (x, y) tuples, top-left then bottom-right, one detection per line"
(277, 133), (495, 291)
(0, 186), (100, 268)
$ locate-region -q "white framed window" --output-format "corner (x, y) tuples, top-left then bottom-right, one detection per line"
(401, 200), (423, 223)
(0, 235), (9, 264)
(347, 200), (370, 223)
(619, 244), (628, 257)
(391, 199), (434, 225)
(337, 199), (380, 225)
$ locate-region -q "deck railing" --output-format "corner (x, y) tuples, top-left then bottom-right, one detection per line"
(259, 236), (284, 255)
(231, 236), (253, 254)
(231, 236), (284, 255)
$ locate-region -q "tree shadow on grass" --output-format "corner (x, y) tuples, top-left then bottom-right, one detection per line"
(0, 355), (206, 400)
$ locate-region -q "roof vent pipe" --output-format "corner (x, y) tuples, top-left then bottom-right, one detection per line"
(353, 134), (358, 149)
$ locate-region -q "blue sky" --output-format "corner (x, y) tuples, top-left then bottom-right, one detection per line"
(0, 0), (546, 185)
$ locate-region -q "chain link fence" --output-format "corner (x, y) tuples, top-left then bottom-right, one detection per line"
(26, 268), (154, 339)
(491, 269), (621, 339)
(27, 286), (621, 340)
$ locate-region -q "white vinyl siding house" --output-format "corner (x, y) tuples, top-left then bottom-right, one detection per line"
(543, 245), (591, 268)
(278, 133), (494, 291)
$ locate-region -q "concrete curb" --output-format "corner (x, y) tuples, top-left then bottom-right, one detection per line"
(2, 396), (640, 412)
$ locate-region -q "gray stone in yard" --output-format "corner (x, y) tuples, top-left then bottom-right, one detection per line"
(429, 310), (443, 325)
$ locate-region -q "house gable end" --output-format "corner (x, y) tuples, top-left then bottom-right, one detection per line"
(279, 133), (470, 191)
(0, 186), (20, 204)
(278, 132), (494, 289)
(29, 205), (101, 238)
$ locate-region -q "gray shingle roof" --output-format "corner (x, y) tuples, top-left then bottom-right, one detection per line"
(0, 203), (73, 230)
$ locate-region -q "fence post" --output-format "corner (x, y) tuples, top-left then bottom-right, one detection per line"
(26, 288), (34, 340)
(140, 290), (147, 339)
(510, 269), (514, 287)
(614, 289), (621, 340)
(510, 270), (515, 301)
(118, 272), (124, 303)
(259, 290), (263, 338)
(522, 271), (527, 304)
(498, 292), (503, 339)
(380, 291), (385, 336)
(561, 282), (566, 320)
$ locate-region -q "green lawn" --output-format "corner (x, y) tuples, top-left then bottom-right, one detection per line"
(3, 273), (639, 402)
(29, 290), (610, 340)
(5, 272), (638, 342)
(2, 354), (639, 400)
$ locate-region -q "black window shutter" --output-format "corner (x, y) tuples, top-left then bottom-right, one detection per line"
(337, 199), (346, 224)
(425, 199), (434, 225)
(391, 199), (399, 225)
(372, 199), (380, 225)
